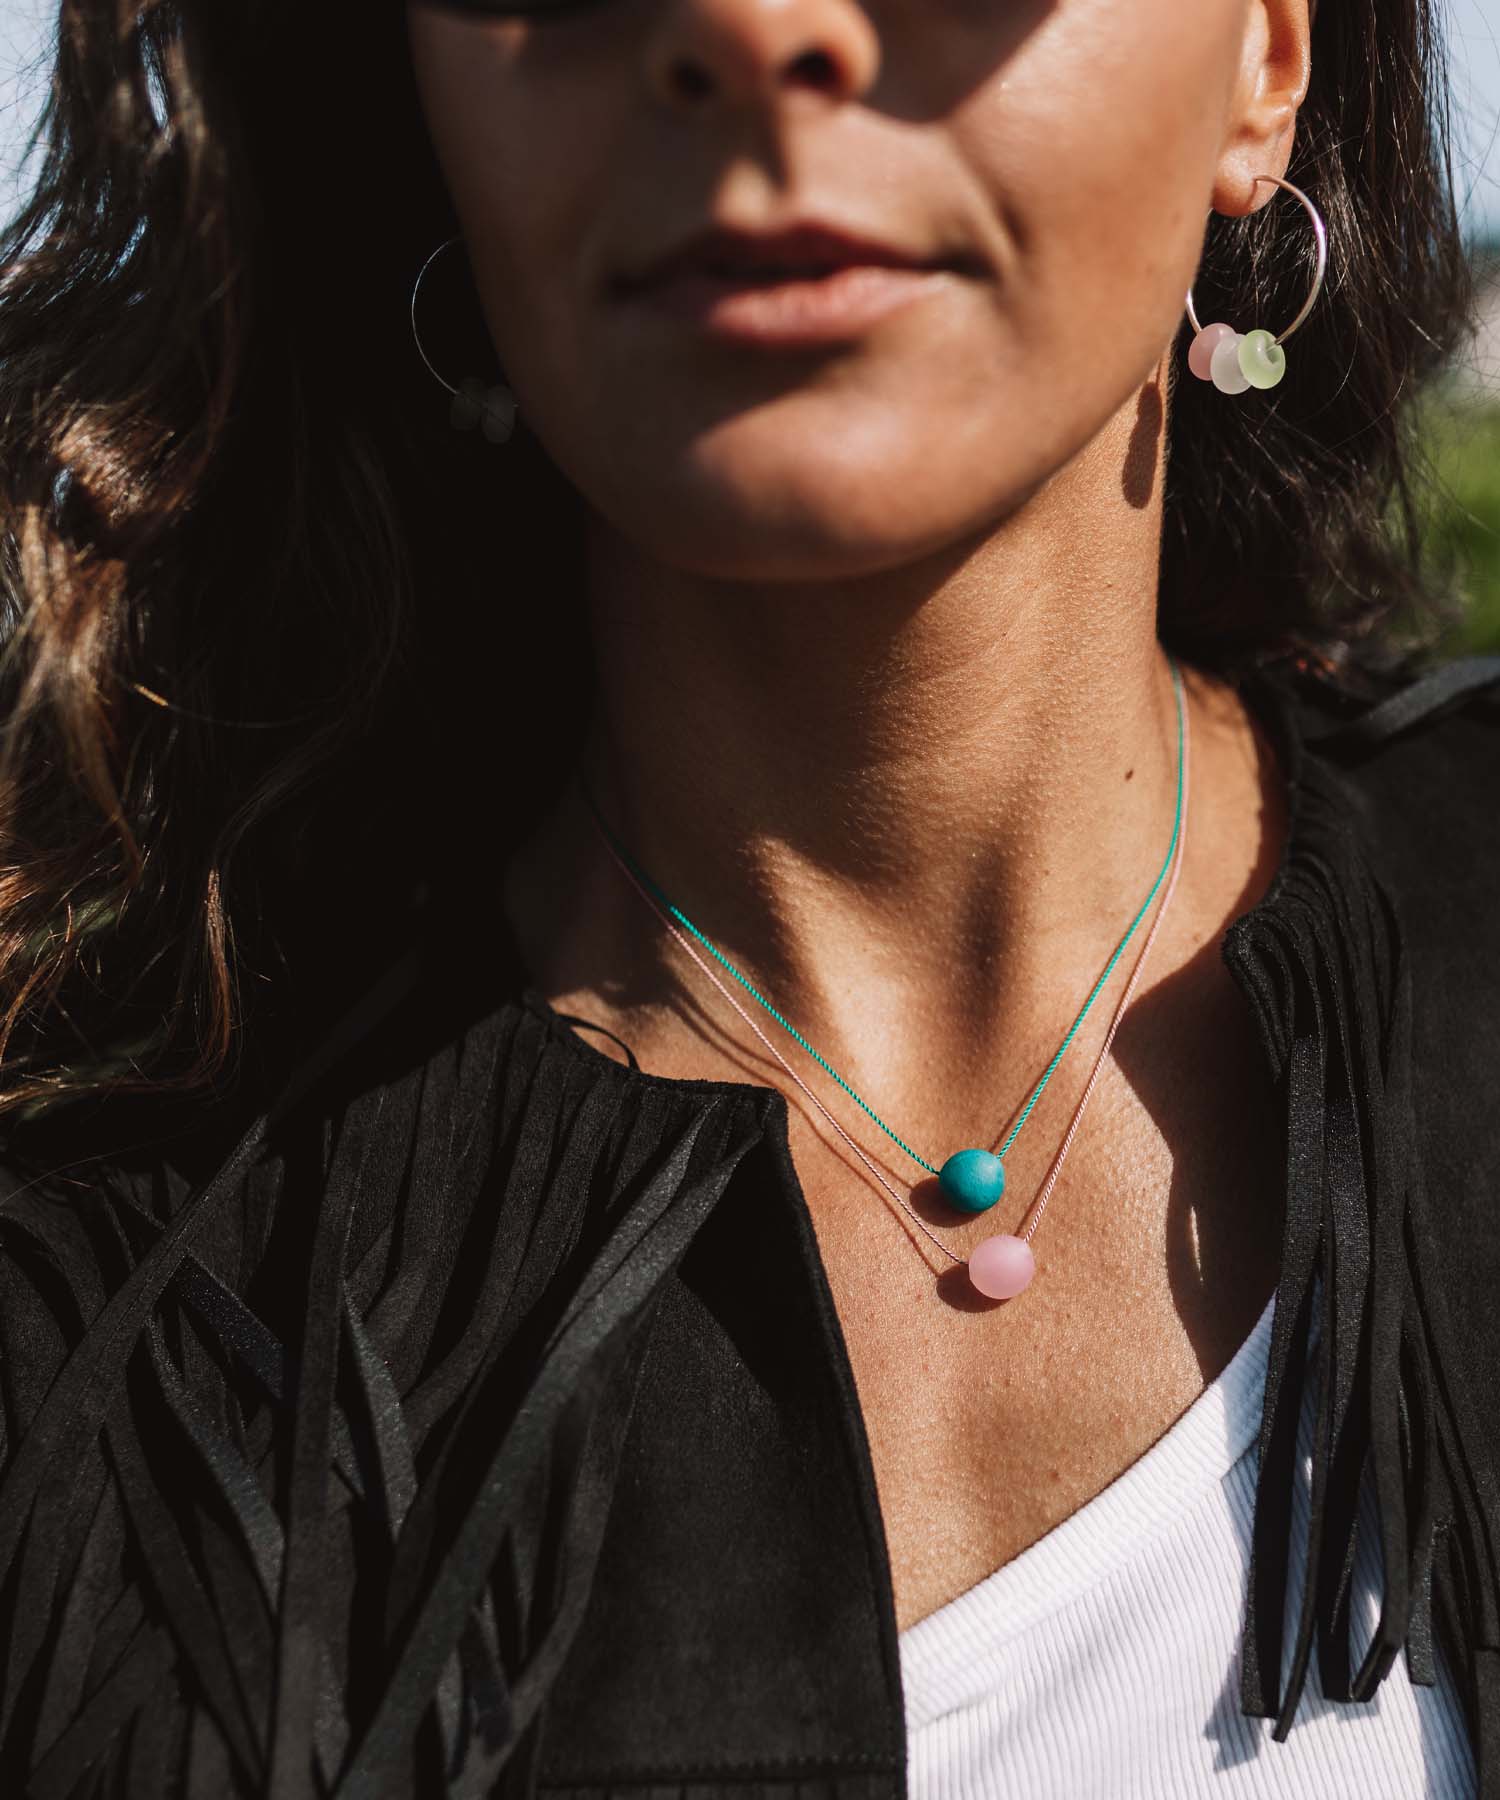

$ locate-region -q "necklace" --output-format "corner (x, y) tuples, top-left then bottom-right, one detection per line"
(578, 656), (1189, 1298)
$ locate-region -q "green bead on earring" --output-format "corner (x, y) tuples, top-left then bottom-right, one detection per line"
(1236, 328), (1286, 388)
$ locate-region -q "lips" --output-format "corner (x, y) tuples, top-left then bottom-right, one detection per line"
(614, 220), (967, 296)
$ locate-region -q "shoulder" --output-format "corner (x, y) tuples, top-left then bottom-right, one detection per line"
(0, 1100), (237, 1471)
(1279, 653), (1500, 887)
(1291, 651), (1500, 777)
(1227, 654), (1500, 1116)
(1286, 654), (1500, 1176)
(0, 945), (761, 1789)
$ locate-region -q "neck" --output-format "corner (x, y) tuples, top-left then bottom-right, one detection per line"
(504, 368), (1277, 1124)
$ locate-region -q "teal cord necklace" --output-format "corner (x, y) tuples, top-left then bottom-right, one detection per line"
(579, 655), (1187, 1296)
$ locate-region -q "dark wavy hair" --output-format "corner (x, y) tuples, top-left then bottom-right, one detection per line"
(0, 0), (1480, 1137)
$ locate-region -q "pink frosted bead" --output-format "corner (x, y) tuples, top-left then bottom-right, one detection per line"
(967, 1233), (1036, 1299)
(1187, 321), (1236, 381)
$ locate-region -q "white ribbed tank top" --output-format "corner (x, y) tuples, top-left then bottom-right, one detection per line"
(898, 1285), (1475, 1798)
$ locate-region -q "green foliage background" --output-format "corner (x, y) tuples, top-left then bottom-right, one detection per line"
(1413, 234), (1500, 659)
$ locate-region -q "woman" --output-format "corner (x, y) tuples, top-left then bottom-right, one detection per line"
(0, 0), (1495, 1793)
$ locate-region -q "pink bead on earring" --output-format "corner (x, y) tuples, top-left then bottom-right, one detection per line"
(1185, 175), (1327, 395)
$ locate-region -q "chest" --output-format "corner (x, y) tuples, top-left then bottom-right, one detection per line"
(791, 1012), (1287, 1635)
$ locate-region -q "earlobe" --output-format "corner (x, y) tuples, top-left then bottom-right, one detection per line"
(1212, 0), (1314, 217)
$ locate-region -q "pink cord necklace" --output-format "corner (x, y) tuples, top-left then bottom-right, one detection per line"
(579, 672), (1191, 1301)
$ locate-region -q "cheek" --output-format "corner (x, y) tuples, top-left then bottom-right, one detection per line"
(406, 13), (605, 318)
(959, 0), (1242, 377)
(406, 11), (524, 189)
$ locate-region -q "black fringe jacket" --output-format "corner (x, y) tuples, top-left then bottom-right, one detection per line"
(1, 654), (1499, 1799)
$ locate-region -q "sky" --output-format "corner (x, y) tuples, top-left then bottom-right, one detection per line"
(1450, 0), (1500, 237)
(0, 0), (1498, 234)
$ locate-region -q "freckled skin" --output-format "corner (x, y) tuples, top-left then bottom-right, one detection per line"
(405, 0), (1309, 1629)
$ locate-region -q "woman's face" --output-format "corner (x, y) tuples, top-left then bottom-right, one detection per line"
(406, 0), (1307, 580)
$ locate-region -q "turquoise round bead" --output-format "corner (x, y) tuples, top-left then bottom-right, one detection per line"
(938, 1149), (1006, 1214)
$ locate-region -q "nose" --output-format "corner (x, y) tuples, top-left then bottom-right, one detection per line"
(641, 0), (882, 119)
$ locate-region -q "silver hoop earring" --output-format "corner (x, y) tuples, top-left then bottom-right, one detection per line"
(410, 233), (519, 444)
(1184, 175), (1328, 395)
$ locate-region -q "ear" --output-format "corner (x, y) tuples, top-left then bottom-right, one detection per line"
(1212, 0), (1314, 217)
